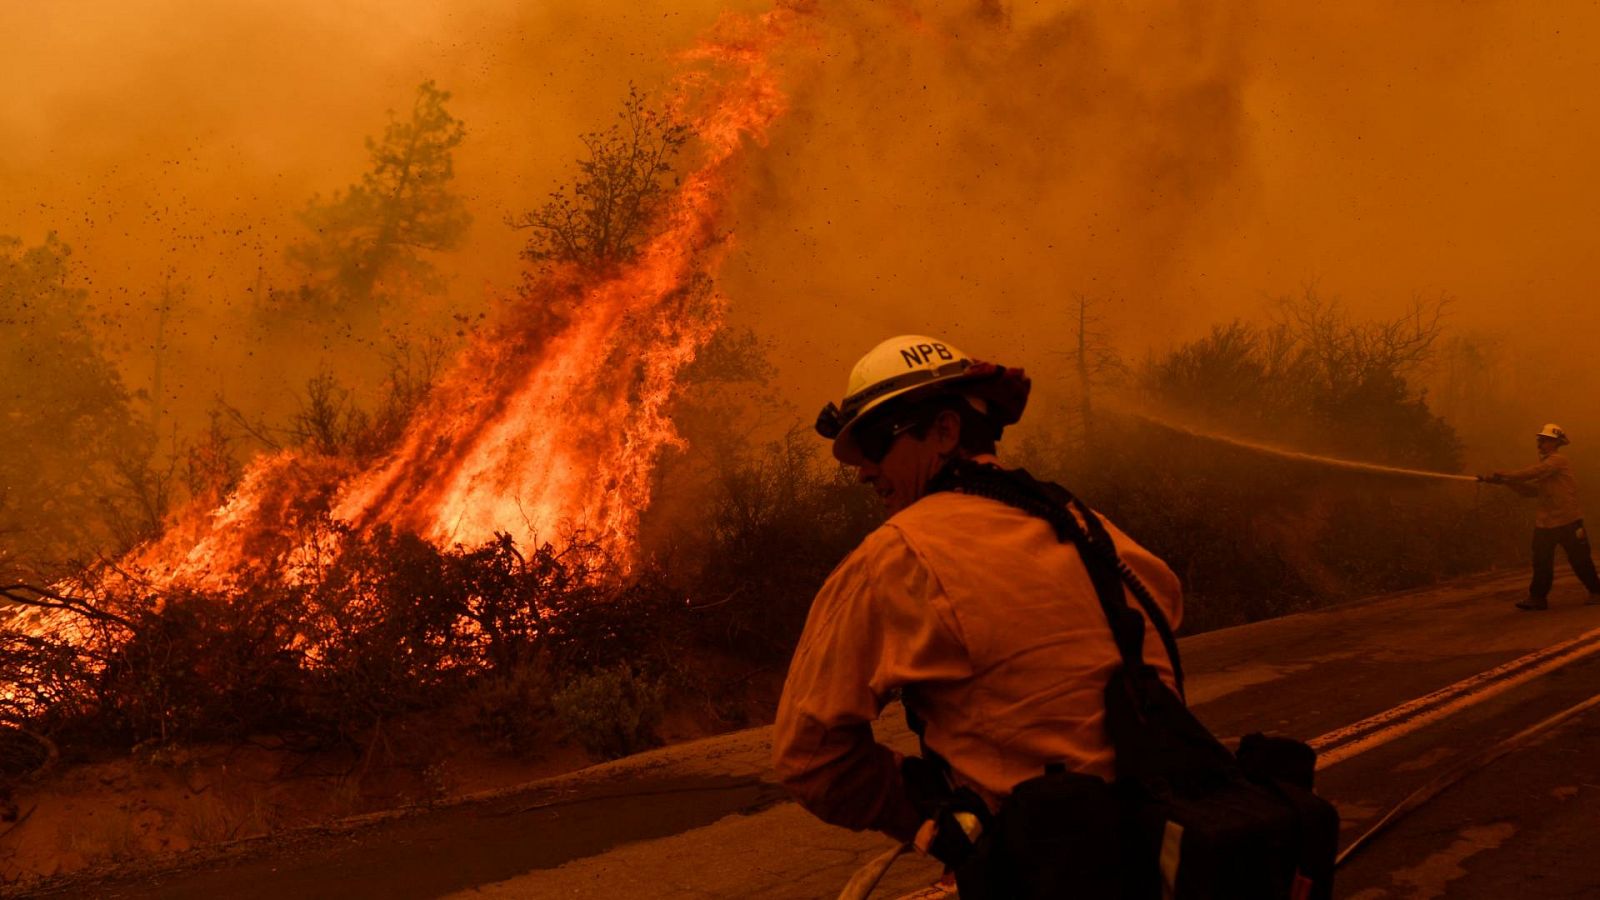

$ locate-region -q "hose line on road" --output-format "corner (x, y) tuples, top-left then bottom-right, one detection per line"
(837, 841), (912, 900)
(1335, 690), (1600, 868)
(1311, 621), (1600, 769)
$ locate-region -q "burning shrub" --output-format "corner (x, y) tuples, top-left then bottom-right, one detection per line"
(94, 584), (310, 746)
(0, 629), (97, 739)
(298, 526), (475, 730)
(3, 34), (813, 783)
(0, 523), (653, 759)
(454, 533), (607, 673)
(641, 426), (880, 666)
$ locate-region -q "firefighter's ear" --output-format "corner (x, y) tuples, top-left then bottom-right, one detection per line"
(929, 408), (963, 454)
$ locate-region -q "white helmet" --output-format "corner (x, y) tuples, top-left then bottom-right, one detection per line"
(1536, 423), (1570, 446)
(815, 334), (1030, 464)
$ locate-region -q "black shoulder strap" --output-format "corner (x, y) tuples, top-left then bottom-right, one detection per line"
(926, 459), (1185, 700)
(1069, 493), (1186, 700)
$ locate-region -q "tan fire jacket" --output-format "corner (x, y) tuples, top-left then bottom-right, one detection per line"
(1498, 451), (1584, 529)
(771, 488), (1183, 841)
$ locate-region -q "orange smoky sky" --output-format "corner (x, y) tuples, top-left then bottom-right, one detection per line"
(717, 1), (1600, 451)
(3, 1), (1598, 459)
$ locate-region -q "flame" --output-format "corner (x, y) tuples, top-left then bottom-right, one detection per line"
(99, 4), (812, 595)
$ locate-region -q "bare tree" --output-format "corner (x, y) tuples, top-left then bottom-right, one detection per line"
(149, 269), (187, 440)
(1063, 294), (1125, 454)
(1146, 287), (1461, 469)
(1273, 287), (1450, 393)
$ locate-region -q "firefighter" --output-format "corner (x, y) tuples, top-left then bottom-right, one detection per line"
(1481, 424), (1600, 610)
(771, 335), (1183, 888)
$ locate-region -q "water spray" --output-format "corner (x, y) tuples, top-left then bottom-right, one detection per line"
(1124, 410), (1480, 484)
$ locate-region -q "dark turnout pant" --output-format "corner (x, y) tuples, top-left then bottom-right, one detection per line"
(1530, 519), (1600, 602)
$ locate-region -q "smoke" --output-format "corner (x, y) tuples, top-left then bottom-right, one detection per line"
(719, 1), (1254, 417)
(713, 1), (1600, 466)
(4, 0), (1598, 467)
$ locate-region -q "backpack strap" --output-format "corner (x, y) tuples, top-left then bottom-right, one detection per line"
(1069, 493), (1186, 700)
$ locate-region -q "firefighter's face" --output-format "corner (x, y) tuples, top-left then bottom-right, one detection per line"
(854, 409), (962, 515)
(1538, 436), (1558, 456)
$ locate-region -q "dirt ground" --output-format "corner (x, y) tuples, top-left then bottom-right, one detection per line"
(0, 696), (738, 890)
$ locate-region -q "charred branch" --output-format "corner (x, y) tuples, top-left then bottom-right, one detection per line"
(0, 582), (134, 630)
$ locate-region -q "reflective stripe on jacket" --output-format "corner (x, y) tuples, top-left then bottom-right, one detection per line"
(771, 489), (1183, 840)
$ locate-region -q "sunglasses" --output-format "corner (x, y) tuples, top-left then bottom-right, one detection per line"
(855, 413), (926, 464)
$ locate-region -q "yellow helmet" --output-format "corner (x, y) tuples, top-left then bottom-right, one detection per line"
(815, 334), (1030, 464)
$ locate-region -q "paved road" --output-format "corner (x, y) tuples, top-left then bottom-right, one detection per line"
(25, 569), (1600, 899)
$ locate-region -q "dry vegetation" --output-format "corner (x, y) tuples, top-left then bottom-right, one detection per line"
(0, 286), (1531, 881)
(0, 79), (1537, 884)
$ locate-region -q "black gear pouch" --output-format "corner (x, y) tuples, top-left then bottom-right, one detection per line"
(968, 765), (1125, 900)
(1105, 667), (1338, 900)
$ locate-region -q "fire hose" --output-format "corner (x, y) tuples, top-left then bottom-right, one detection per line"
(1124, 411), (1481, 484)
(1334, 689), (1600, 868)
(837, 841), (913, 900)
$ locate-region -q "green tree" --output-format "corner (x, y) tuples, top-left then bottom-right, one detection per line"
(0, 235), (148, 578)
(510, 85), (690, 273)
(283, 80), (471, 316)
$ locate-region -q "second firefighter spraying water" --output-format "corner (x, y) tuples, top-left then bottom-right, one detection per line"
(1480, 424), (1600, 611)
